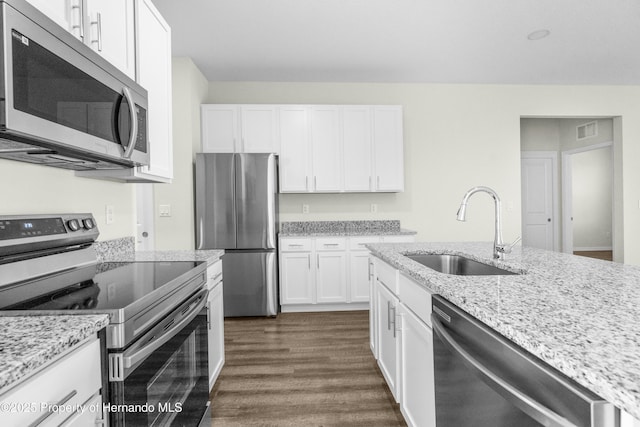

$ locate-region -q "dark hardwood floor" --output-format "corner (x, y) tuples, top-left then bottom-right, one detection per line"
(573, 250), (613, 261)
(209, 311), (406, 427)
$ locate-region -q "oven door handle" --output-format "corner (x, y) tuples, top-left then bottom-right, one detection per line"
(431, 314), (576, 427)
(123, 289), (208, 369)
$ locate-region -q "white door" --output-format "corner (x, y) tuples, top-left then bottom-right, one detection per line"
(343, 106), (372, 191)
(201, 105), (239, 153)
(279, 106), (311, 192)
(280, 252), (314, 304)
(316, 252), (347, 303)
(240, 106), (278, 153)
(311, 106), (342, 191)
(521, 157), (554, 250)
(349, 251), (371, 303)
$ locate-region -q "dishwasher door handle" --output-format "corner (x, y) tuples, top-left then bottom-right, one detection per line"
(431, 313), (577, 427)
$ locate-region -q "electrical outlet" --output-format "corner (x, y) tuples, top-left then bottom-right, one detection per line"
(370, 203), (378, 213)
(105, 205), (114, 224)
(302, 204), (309, 214)
(159, 204), (171, 217)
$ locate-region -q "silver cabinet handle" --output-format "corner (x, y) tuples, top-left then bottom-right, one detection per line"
(387, 301), (392, 331)
(288, 244), (304, 248)
(369, 176), (372, 191)
(121, 87), (138, 159)
(90, 12), (102, 51)
(305, 176), (309, 191)
(213, 272), (223, 281)
(431, 314), (576, 427)
(71, 0), (84, 40)
(308, 254), (311, 270)
(29, 390), (78, 427)
(314, 176), (317, 190)
(317, 254), (320, 269)
(390, 305), (397, 338)
(323, 243), (340, 247)
(206, 302), (211, 330)
(368, 261), (372, 279)
(377, 176), (381, 189)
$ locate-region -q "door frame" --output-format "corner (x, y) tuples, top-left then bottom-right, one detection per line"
(561, 141), (613, 255)
(521, 151), (559, 252)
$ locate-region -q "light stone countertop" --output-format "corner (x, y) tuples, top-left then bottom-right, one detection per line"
(102, 249), (224, 265)
(279, 229), (417, 237)
(366, 241), (640, 420)
(0, 315), (109, 392)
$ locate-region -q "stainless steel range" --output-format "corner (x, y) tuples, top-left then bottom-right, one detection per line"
(0, 214), (211, 427)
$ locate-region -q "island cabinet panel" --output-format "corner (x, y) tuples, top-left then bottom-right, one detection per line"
(0, 338), (104, 427)
(207, 260), (225, 390)
(370, 255), (437, 427)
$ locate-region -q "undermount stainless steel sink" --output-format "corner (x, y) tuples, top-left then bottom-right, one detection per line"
(406, 254), (519, 276)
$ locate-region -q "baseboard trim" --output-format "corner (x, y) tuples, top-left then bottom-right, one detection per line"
(573, 246), (613, 252)
(281, 302), (369, 313)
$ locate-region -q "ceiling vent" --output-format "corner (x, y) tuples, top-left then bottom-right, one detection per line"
(576, 121), (598, 140)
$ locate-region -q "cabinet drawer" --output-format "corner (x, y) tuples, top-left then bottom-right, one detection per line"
(207, 260), (223, 290)
(0, 338), (102, 427)
(280, 238), (312, 252)
(315, 237), (346, 251)
(349, 236), (382, 251)
(399, 273), (433, 327)
(374, 257), (399, 295)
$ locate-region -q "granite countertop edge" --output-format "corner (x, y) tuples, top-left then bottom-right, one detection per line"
(366, 241), (640, 420)
(0, 314), (109, 392)
(279, 229), (417, 237)
(102, 249), (225, 265)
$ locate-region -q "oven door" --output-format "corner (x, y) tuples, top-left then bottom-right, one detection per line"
(108, 289), (210, 427)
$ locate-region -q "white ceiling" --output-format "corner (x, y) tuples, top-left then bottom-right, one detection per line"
(150, 0), (640, 84)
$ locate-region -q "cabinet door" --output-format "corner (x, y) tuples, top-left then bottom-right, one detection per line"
(280, 252), (314, 304)
(136, 0), (173, 180)
(311, 106), (342, 191)
(240, 106), (279, 153)
(369, 257), (377, 357)
(207, 282), (225, 390)
(26, 0), (75, 35)
(399, 305), (436, 427)
(343, 106), (373, 191)
(279, 106), (311, 192)
(373, 106), (404, 192)
(201, 105), (240, 153)
(376, 281), (400, 401)
(316, 252), (347, 303)
(349, 251), (371, 303)
(86, 0), (135, 79)
(622, 412), (640, 427)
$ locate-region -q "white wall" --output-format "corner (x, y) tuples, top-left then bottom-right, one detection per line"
(572, 147), (613, 250)
(201, 82), (640, 264)
(153, 57), (209, 250)
(0, 160), (135, 241)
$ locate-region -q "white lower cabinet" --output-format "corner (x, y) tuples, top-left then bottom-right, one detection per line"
(399, 304), (436, 427)
(372, 256), (436, 427)
(375, 278), (401, 401)
(207, 260), (225, 390)
(280, 235), (415, 312)
(622, 411), (640, 427)
(0, 338), (104, 427)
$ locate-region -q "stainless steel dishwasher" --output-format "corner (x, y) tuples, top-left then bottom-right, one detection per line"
(431, 295), (619, 427)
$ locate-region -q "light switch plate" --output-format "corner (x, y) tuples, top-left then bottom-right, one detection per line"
(105, 205), (114, 224)
(302, 204), (309, 214)
(159, 204), (171, 217)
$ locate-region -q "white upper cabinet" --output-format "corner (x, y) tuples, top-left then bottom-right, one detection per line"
(342, 106), (373, 191)
(279, 106), (312, 192)
(76, 0), (173, 183)
(373, 106), (404, 192)
(310, 106), (342, 192)
(201, 105), (278, 153)
(26, 0), (135, 79)
(85, 0), (136, 79)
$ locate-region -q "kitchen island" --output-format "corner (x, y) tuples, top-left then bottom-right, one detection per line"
(367, 241), (640, 422)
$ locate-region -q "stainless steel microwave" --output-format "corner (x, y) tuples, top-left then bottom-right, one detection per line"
(0, 0), (149, 171)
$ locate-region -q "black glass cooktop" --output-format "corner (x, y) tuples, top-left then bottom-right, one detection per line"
(0, 261), (202, 311)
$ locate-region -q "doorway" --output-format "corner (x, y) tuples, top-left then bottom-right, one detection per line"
(520, 118), (616, 260)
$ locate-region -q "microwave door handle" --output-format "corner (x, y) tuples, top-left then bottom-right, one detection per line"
(123, 289), (208, 369)
(121, 87), (138, 159)
(431, 314), (576, 427)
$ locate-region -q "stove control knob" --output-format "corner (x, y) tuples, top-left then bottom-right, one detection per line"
(67, 219), (80, 231)
(83, 218), (95, 230)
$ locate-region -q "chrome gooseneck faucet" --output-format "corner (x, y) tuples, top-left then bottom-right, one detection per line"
(456, 186), (520, 259)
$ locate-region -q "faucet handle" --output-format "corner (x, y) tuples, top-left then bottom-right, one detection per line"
(497, 236), (521, 255)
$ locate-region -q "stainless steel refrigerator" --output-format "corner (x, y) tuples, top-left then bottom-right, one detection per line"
(195, 153), (278, 317)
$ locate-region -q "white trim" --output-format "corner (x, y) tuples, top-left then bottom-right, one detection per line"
(521, 151), (559, 252)
(561, 141), (614, 255)
(281, 303), (369, 313)
(573, 246), (613, 252)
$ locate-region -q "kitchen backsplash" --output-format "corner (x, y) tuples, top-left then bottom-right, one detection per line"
(281, 220), (402, 234)
(93, 237), (135, 262)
